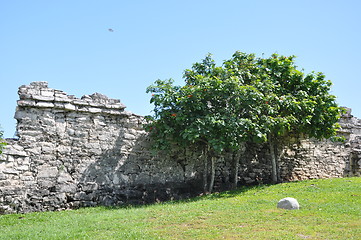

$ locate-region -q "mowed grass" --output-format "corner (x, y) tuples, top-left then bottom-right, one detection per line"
(0, 177), (360, 240)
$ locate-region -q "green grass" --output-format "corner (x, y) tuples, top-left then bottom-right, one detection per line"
(1, 177), (360, 239)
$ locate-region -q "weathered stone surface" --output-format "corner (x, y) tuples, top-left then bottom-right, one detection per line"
(3, 145), (28, 157)
(37, 166), (58, 178)
(277, 197), (300, 210)
(0, 82), (360, 214)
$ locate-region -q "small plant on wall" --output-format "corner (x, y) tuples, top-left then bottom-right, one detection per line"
(0, 127), (6, 155)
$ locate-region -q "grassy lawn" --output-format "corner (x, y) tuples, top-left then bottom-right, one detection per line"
(0, 177), (360, 240)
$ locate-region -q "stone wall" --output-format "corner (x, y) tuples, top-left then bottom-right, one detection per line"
(279, 108), (361, 181)
(1, 82), (360, 214)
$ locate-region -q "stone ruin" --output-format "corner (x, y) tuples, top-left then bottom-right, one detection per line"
(0, 82), (360, 214)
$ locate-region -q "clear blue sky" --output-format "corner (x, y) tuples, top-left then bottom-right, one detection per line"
(1, 0), (360, 138)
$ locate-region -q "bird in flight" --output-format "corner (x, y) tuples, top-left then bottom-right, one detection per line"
(108, 28), (114, 32)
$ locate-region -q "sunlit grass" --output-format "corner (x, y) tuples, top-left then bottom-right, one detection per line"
(1, 177), (360, 239)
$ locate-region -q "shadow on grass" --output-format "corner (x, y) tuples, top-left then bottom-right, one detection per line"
(100, 183), (273, 211)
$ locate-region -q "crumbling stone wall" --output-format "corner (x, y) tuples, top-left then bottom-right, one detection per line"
(279, 108), (361, 181)
(0, 82), (203, 214)
(1, 82), (360, 214)
(230, 108), (361, 185)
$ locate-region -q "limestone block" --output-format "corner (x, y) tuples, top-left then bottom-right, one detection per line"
(0, 180), (11, 187)
(121, 111), (133, 117)
(0, 173), (6, 180)
(16, 165), (29, 171)
(113, 173), (129, 185)
(55, 121), (66, 133)
(57, 172), (73, 183)
(104, 109), (123, 115)
(67, 128), (75, 136)
(76, 116), (91, 122)
(81, 182), (99, 192)
(21, 130), (42, 137)
(73, 100), (90, 106)
(14, 110), (33, 120)
(88, 107), (102, 113)
(54, 89), (67, 96)
(64, 103), (76, 111)
(110, 174), (123, 186)
(42, 117), (55, 126)
(54, 102), (65, 108)
(41, 89), (54, 97)
(6, 155), (15, 162)
(88, 147), (102, 155)
(124, 133), (137, 140)
(277, 197), (300, 210)
(54, 93), (73, 102)
(105, 103), (125, 109)
(24, 181), (37, 187)
(74, 191), (94, 201)
(134, 172), (151, 185)
(127, 128), (139, 136)
(4, 145), (28, 157)
(41, 143), (55, 154)
(74, 130), (87, 138)
(100, 195), (117, 206)
(37, 166), (58, 178)
(0, 152), (7, 161)
(93, 118), (106, 126)
(56, 192), (67, 202)
(58, 183), (77, 193)
(18, 87), (31, 97)
(20, 175), (35, 181)
(20, 88), (40, 97)
(88, 102), (104, 108)
(2, 168), (19, 175)
(56, 146), (71, 155)
(26, 147), (41, 155)
(36, 182), (54, 193)
(76, 106), (88, 112)
(33, 95), (55, 101)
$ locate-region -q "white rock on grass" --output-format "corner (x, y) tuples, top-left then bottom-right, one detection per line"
(277, 197), (300, 210)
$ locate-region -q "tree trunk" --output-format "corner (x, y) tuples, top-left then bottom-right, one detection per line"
(208, 156), (216, 193)
(232, 150), (241, 189)
(203, 146), (208, 193)
(268, 136), (278, 183)
(276, 147), (281, 182)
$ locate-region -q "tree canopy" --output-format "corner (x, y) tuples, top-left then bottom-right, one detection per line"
(254, 54), (344, 182)
(146, 51), (344, 188)
(146, 53), (265, 154)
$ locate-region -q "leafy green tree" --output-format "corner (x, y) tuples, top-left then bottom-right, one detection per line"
(146, 53), (266, 192)
(255, 54), (344, 182)
(146, 51), (344, 190)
